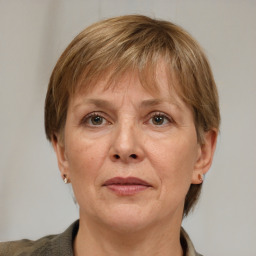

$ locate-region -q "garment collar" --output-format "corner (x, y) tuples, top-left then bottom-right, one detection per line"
(52, 220), (201, 256)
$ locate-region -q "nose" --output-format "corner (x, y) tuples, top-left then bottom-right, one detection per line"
(109, 122), (145, 163)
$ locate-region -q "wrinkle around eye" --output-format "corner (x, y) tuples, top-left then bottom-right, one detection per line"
(80, 112), (112, 127)
(145, 111), (175, 127)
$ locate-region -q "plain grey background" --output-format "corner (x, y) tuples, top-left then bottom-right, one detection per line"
(0, 1), (255, 256)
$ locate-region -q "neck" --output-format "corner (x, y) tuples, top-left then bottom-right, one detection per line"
(74, 214), (183, 256)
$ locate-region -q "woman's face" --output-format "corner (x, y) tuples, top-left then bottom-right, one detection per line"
(54, 63), (208, 232)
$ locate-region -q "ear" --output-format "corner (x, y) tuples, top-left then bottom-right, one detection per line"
(192, 129), (218, 184)
(51, 134), (70, 182)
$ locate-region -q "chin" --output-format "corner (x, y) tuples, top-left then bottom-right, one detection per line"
(98, 204), (159, 233)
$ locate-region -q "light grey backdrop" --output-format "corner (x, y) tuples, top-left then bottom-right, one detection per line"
(0, 1), (255, 256)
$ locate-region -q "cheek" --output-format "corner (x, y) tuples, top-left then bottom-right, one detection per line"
(146, 136), (197, 194)
(65, 135), (109, 182)
(64, 135), (111, 209)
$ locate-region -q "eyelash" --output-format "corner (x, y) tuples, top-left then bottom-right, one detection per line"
(80, 112), (109, 126)
(146, 112), (173, 126)
(80, 111), (173, 127)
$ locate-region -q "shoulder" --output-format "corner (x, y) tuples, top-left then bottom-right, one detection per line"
(0, 235), (56, 256)
(0, 220), (79, 256)
(181, 227), (204, 256)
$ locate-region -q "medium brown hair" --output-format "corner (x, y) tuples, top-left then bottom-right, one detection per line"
(45, 15), (220, 216)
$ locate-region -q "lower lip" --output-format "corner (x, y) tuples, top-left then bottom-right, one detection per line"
(105, 184), (150, 196)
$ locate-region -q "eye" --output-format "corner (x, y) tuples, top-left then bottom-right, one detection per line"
(90, 115), (104, 125)
(148, 112), (172, 126)
(81, 112), (109, 126)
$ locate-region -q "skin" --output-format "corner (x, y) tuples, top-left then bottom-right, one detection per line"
(53, 62), (217, 256)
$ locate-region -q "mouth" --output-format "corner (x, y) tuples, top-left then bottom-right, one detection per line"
(103, 177), (152, 196)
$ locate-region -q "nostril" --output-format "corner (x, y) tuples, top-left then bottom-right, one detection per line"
(130, 154), (137, 159)
(114, 154), (120, 159)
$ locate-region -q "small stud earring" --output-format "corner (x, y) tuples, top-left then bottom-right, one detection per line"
(63, 175), (68, 184)
(198, 173), (204, 182)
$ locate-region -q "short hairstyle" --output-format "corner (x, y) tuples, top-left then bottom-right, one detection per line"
(45, 15), (220, 217)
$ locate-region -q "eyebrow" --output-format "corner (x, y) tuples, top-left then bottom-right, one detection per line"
(84, 99), (113, 108)
(140, 99), (165, 107)
(140, 98), (180, 110)
(73, 98), (180, 111)
(73, 99), (114, 111)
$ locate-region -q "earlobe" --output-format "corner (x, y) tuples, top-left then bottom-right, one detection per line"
(51, 134), (70, 180)
(192, 129), (218, 184)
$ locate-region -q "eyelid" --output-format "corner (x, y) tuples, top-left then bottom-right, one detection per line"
(80, 111), (111, 126)
(146, 111), (174, 124)
(80, 111), (174, 126)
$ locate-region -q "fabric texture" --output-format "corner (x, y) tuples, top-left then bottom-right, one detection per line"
(0, 220), (202, 256)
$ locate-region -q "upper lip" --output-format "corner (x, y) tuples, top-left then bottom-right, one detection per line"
(103, 177), (151, 186)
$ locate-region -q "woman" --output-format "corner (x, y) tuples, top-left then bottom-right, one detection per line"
(0, 15), (220, 256)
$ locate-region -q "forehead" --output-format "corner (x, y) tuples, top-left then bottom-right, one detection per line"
(69, 63), (189, 115)
(75, 60), (181, 104)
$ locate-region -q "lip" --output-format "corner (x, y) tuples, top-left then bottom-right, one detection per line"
(103, 177), (152, 196)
